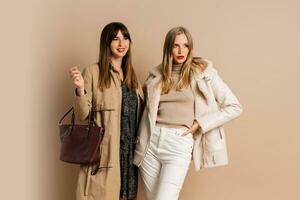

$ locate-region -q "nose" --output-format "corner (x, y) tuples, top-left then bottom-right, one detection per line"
(178, 46), (182, 54)
(118, 38), (125, 46)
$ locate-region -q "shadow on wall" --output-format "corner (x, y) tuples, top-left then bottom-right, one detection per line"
(36, 59), (81, 200)
(55, 66), (81, 200)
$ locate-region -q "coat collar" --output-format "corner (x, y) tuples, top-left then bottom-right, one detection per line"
(109, 64), (144, 101)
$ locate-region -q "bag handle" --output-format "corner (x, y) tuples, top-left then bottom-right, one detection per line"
(58, 107), (96, 126)
(58, 106), (109, 175)
(58, 107), (73, 125)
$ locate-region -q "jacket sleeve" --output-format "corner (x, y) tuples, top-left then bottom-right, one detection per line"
(196, 67), (243, 133)
(73, 66), (93, 121)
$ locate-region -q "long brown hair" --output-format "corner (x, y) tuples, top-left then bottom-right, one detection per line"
(98, 22), (139, 91)
(161, 26), (206, 94)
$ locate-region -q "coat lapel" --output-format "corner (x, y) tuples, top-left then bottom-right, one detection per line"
(146, 60), (214, 125)
(146, 73), (162, 125)
(193, 59), (214, 104)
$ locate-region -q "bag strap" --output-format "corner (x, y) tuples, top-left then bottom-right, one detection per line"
(91, 159), (112, 175)
(58, 107), (73, 125)
(59, 107), (96, 126)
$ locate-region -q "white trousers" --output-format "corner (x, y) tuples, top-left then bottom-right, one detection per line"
(139, 126), (194, 200)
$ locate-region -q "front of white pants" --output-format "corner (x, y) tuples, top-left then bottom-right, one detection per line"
(139, 126), (194, 200)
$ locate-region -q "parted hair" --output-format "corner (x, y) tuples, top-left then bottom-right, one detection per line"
(97, 22), (139, 91)
(161, 26), (207, 94)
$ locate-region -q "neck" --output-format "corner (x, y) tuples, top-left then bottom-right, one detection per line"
(111, 57), (122, 71)
(172, 62), (183, 72)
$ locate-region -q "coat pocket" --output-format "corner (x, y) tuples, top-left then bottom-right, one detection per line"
(91, 98), (116, 128)
(204, 128), (225, 152)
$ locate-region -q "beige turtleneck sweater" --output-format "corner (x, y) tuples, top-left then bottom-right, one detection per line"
(156, 63), (195, 129)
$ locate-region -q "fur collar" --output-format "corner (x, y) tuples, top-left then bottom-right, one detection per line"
(148, 59), (214, 81)
(146, 59), (215, 125)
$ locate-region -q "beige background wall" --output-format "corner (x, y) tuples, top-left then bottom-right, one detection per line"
(1, 0), (299, 199)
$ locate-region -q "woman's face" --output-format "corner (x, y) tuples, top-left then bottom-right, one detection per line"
(110, 30), (130, 59)
(171, 33), (189, 64)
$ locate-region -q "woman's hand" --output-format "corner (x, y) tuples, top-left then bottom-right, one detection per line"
(69, 66), (85, 95)
(181, 121), (201, 137)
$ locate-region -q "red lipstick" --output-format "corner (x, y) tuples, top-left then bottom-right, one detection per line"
(177, 55), (185, 60)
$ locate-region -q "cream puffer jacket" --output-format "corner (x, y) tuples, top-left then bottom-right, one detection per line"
(133, 59), (243, 171)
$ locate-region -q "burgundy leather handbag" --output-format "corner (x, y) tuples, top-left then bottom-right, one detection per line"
(58, 107), (104, 168)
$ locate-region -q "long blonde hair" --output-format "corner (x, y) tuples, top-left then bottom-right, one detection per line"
(161, 26), (206, 94)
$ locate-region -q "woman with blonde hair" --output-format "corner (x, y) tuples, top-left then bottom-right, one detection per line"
(69, 22), (143, 200)
(134, 26), (243, 200)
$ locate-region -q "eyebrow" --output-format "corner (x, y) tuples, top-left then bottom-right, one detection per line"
(173, 42), (188, 45)
(114, 35), (127, 39)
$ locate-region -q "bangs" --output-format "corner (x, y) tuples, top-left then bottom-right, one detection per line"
(109, 23), (131, 43)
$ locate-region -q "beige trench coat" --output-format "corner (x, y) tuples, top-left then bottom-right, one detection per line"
(73, 64), (143, 200)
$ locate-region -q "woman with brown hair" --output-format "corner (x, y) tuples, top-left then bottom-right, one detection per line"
(134, 26), (243, 200)
(69, 22), (143, 200)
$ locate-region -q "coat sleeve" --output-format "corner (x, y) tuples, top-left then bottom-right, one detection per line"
(196, 67), (243, 133)
(73, 66), (93, 121)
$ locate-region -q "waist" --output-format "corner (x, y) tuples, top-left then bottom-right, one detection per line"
(154, 125), (188, 136)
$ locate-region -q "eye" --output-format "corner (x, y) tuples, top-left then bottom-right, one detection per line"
(124, 36), (129, 40)
(184, 44), (189, 48)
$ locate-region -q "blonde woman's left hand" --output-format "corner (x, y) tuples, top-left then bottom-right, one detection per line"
(181, 121), (200, 137)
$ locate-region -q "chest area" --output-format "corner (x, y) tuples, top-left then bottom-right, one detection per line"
(92, 83), (121, 112)
(159, 86), (194, 105)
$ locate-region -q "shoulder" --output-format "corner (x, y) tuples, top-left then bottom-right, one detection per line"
(149, 64), (162, 77)
(143, 64), (162, 83)
(83, 63), (99, 73)
(80, 63), (99, 80)
(203, 59), (217, 77)
(193, 58), (218, 80)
